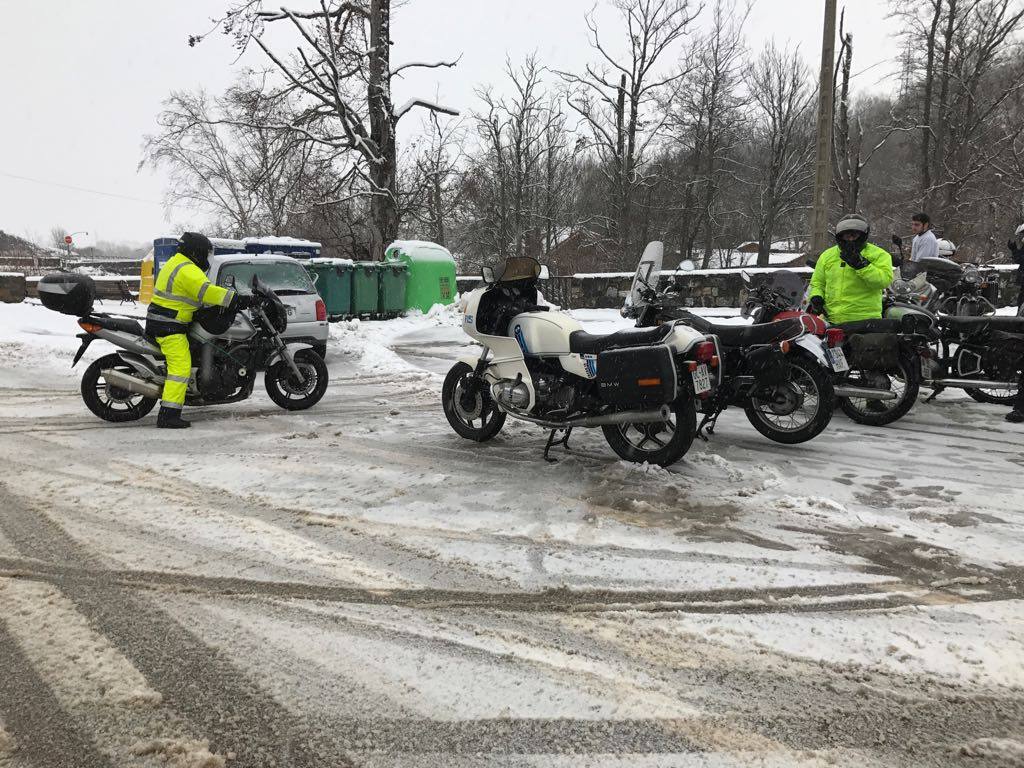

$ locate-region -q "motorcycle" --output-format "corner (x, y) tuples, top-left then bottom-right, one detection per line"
(37, 272), (329, 422)
(443, 248), (722, 467)
(886, 287), (1024, 406)
(742, 270), (931, 427)
(891, 234), (1000, 317)
(627, 256), (835, 445)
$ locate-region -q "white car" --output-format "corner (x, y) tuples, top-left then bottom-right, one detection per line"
(207, 253), (329, 358)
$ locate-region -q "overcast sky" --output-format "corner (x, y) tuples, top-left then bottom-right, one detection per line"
(0, 0), (896, 247)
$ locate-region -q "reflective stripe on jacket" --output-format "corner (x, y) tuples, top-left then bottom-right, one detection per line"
(808, 242), (894, 325)
(149, 252), (234, 323)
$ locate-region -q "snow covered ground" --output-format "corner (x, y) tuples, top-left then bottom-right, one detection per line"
(1, 298), (1023, 767)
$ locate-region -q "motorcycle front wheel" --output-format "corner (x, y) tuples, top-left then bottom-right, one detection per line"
(744, 354), (834, 444)
(264, 349), (329, 410)
(839, 356), (920, 426)
(602, 397), (696, 467)
(442, 362), (506, 441)
(80, 353), (158, 423)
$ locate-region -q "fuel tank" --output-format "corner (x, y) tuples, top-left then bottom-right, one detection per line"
(508, 312), (584, 356)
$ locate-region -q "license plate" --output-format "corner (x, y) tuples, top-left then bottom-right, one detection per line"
(826, 347), (849, 372)
(691, 364), (712, 394)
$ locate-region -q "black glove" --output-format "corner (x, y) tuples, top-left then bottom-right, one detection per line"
(839, 242), (869, 269)
(229, 292), (253, 313)
(807, 295), (826, 316)
(1008, 240), (1024, 263)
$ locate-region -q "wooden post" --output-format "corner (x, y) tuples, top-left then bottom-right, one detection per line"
(809, 0), (837, 258)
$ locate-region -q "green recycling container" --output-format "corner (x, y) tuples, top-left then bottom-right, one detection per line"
(384, 240), (457, 312)
(351, 262), (381, 316)
(305, 259), (353, 319)
(378, 262), (409, 317)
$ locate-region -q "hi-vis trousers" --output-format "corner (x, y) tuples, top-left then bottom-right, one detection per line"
(156, 334), (191, 408)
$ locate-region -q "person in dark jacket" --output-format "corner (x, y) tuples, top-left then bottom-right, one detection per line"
(1006, 225), (1024, 423)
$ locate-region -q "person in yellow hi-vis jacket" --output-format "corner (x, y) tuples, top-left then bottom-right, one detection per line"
(145, 232), (250, 428)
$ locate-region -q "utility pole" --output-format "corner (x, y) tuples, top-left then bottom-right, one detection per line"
(809, 0), (837, 258)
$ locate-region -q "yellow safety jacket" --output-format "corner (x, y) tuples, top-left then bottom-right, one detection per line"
(808, 242), (894, 325)
(148, 252), (234, 326)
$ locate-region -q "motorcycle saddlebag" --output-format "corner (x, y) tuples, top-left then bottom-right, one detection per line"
(848, 332), (901, 371)
(746, 346), (791, 385)
(37, 273), (96, 316)
(596, 344), (677, 407)
(983, 331), (1024, 379)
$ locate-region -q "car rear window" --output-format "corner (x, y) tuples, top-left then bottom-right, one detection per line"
(217, 261), (315, 295)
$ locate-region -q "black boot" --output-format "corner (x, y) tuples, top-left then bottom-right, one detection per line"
(1006, 410), (1024, 424)
(157, 406), (191, 429)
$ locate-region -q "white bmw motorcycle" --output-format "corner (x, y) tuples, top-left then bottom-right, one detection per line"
(442, 249), (722, 466)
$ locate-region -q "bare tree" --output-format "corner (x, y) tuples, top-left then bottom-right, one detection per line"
(405, 114), (467, 247)
(558, 0), (702, 267)
(743, 44), (816, 265)
(665, 0), (749, 266)
(196, 0), (459, 258)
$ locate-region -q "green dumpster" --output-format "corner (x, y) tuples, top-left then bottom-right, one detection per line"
(384, 240), (457, 312)
(378, 262), (409, 317)
(305, 259), (353, 319)
(351, 262), (381, 317)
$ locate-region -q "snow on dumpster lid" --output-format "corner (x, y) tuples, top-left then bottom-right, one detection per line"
(308, 257), (354, 266)
(385, 240), (454, 263)
(210, 237), (245, 251)
(242, 236), (322, 248)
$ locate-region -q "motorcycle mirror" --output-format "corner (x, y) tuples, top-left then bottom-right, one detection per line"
(740, 269), (752, 285)
(481, 265), (495, 284)
(679, 259), (696, 273)
(538, 265), (550, 280)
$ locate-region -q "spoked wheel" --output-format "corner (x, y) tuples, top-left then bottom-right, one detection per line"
(839, 357), (919, 426)
(442, 362), (506, 441)
(602, 398), (696, 467)
(955, 347), (1021, 405)
(744, 354), (834, 444)
(264, 349), (329, 410)
(80, 353), (158, 423)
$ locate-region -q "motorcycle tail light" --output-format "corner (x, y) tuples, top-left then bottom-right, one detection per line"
(78, 321), (101, 333)
(825, 328), (845, 348)
(315, 299), (327, 321)
(695, 341), (715, 362)
(779, 340), (791, 353)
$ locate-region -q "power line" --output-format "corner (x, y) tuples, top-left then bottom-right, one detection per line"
(0, 170), (164, 206)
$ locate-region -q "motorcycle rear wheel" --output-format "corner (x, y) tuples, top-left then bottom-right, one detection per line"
(80, 353), (158, 423)
(744, 354), (834, 444)
(839, 356), (919, 426)
(602, 397), (696, 467)
(955, 347), (1020, 405)
(264, 349), (329, 410)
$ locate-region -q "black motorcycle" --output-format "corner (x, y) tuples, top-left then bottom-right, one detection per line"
(38, 272), (329, 422)
(630, 287), (835, 444)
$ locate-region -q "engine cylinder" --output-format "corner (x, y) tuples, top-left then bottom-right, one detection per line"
(492, 379), (531, 409)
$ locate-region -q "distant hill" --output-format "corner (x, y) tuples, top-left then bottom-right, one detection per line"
(0, 230), (55, 259)
(0, 231), (63, 273)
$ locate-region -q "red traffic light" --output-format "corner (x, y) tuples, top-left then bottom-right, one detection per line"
(64, 235), (73, 244)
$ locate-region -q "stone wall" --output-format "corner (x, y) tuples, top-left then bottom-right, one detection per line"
(541, 267), (1022, 311)
(0, 273), (27, 303)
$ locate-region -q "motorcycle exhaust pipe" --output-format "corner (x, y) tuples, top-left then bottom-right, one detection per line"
(506, 405), (672, 429)
(100, 368), (163, 400)
(834, 385), (898, 401)
(929, 378), (1018, 391)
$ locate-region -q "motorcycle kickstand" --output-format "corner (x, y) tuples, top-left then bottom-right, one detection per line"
(924, 386), (944, 404)
(696, 410), (721, 441)
(543, 427), (573, 462)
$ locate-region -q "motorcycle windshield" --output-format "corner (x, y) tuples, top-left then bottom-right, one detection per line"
(763, 270), (805, 309)
(627, 241), (664, 310)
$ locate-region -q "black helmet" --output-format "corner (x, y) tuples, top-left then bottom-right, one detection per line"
(179, 232), (213, 271)
(834, 213), (870, 250)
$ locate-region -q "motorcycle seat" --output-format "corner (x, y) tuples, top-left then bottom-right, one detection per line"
(569, 324), (673, 354)
(834, 318), (904, 334)
(92, 315), (146, 336)
(940, 315), (1024, 333)
(679, 313), (802, 347)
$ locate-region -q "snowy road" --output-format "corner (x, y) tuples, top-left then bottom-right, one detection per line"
(1, 301), (1023, 767)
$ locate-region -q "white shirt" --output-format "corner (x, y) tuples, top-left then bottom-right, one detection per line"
(911, 229), (938, 262)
